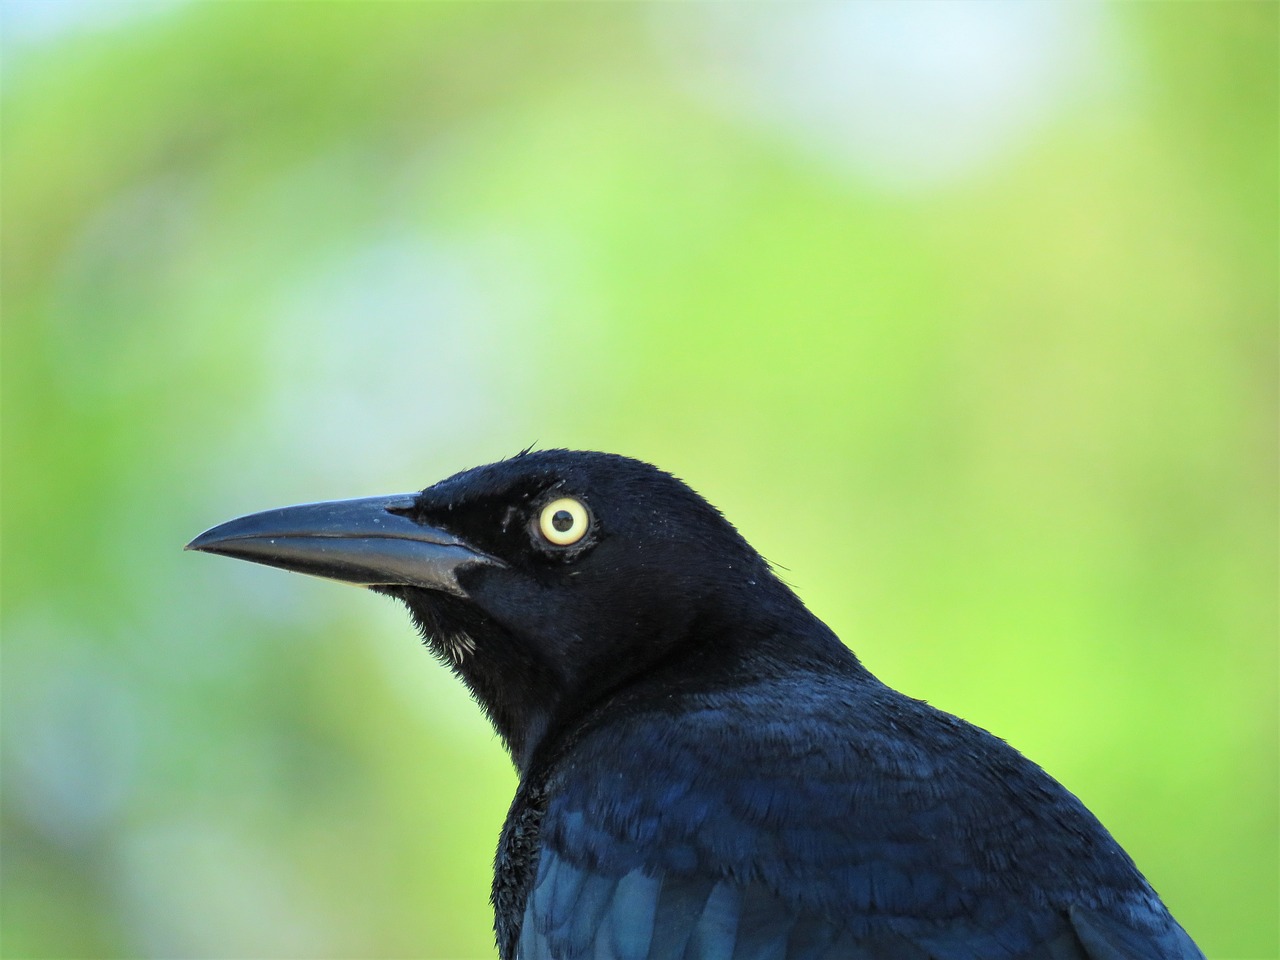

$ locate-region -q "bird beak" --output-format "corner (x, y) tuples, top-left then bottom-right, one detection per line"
(185, 494), (501, 597)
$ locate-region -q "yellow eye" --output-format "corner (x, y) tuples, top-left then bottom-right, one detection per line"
(538, 497), (590, 546)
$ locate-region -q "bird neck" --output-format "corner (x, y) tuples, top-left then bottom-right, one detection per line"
(505, 592), (863, 779)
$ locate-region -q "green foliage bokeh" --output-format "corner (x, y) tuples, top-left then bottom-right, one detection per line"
(2, 3), (1276, 958)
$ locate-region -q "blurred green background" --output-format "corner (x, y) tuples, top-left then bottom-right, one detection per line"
(2, 2), (1275, 958)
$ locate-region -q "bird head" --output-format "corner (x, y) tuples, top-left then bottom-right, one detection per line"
(187, 450), (807, 770)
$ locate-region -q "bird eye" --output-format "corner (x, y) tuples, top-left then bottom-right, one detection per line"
(538, 497), (590, 546)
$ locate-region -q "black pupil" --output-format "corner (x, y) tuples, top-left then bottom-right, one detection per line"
(551, 509), (575, 532)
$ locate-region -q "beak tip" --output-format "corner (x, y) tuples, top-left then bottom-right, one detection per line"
(185, 531), (215, 552)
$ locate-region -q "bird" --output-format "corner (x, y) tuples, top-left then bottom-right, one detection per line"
(187, 449), (1203, 960)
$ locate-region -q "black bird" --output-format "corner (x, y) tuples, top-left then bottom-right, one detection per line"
(187, 449), (1203, 960)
